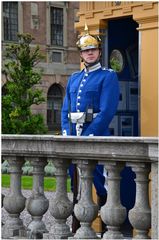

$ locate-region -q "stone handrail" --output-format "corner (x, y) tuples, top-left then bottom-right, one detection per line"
(1, 135), (158, 239)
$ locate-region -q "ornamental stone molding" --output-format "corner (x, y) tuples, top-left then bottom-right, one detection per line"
(2, 135), (158, 239)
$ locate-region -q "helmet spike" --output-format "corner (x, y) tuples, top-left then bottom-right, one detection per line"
(84, 22), (89, 34)
(76, 22), (101, 51)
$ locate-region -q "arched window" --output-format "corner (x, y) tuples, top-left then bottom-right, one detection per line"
(47, 84), (63, 133)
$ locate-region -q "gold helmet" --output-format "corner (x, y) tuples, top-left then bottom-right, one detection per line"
(76, 23), (101, 51)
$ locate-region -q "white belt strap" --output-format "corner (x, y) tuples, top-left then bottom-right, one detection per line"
(69, 112), (85, 124)
(69, 112), (98, 124)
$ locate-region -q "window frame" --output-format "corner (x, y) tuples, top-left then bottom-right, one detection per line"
(3, 2), (19, 42)
(50, 6), (64, 46)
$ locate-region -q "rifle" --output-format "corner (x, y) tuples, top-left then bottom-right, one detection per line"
(72, 166), (80, 233)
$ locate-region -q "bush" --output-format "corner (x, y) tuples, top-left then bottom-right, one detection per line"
(1, 161), (9, 174)
(44, 161), (55, 176)
(2, 33), (47, 134)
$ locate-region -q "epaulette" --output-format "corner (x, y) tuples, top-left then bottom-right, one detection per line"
(102, 67), (114, 72)
(108, 68), (114, 72)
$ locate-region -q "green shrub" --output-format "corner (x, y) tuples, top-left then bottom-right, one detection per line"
(2, 33), (47, 134)
(1, 160), (9, 174)
(44, 161), (55, 176)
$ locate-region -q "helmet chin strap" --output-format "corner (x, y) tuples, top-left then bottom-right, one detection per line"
(84, 59), (100, 67)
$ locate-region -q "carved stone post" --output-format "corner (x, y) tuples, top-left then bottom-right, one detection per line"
(128, 163), (151, 239)
(49, 159), (73, 239)
(2, 156), (26, 239)
(25, 157), (49, 239)
(101, 162), (126, 239)
(73, 160), (98, 239)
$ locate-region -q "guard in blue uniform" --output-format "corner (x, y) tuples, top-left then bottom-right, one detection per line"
(61, 24), (120, 233)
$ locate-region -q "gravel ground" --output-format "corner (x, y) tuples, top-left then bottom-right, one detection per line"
(2, 188), (73, 232)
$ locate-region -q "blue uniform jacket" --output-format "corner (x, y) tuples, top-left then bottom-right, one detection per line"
(61, 63), (120, 197)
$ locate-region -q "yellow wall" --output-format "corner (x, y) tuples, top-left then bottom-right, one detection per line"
(138, 21), (158, 136)
(75, 1), (158, 136)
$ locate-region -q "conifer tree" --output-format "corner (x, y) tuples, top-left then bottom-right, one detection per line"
(2, 33), (47, 134)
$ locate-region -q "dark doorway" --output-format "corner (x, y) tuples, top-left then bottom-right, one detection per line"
(105, 17), (139, 237)
(47, 84), (63, 133)
(107, 17), (139, 137)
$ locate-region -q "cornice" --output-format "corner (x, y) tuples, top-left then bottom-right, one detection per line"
(134, 15), (158, 24)
(75, 2), (158, 33)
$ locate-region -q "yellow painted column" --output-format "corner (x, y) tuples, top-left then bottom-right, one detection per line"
(133, 15), (158, 238)
(135, 17), (158, 136)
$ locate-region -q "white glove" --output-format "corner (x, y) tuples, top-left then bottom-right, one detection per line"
(62, 130), (67, 136)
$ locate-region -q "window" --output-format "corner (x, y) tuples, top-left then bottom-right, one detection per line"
(3, 2), (18, 41)
(50, 7), (63, 46)
(52, 51), (62, 63)
(110, 49), (125, 73)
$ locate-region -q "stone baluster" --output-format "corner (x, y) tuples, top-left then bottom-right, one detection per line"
(101, 162), (126, 239)
(128, 163), (151, 239)
(2, 156), (26, 239)
(73, 160), (98, 239)
(49, 159), (73, 239)
(25, 157), (49, 239)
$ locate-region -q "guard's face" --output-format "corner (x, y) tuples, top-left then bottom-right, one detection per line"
(80, 48), (101, 64)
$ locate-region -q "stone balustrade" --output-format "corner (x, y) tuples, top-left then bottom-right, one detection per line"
(1, 135), (158, 239)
